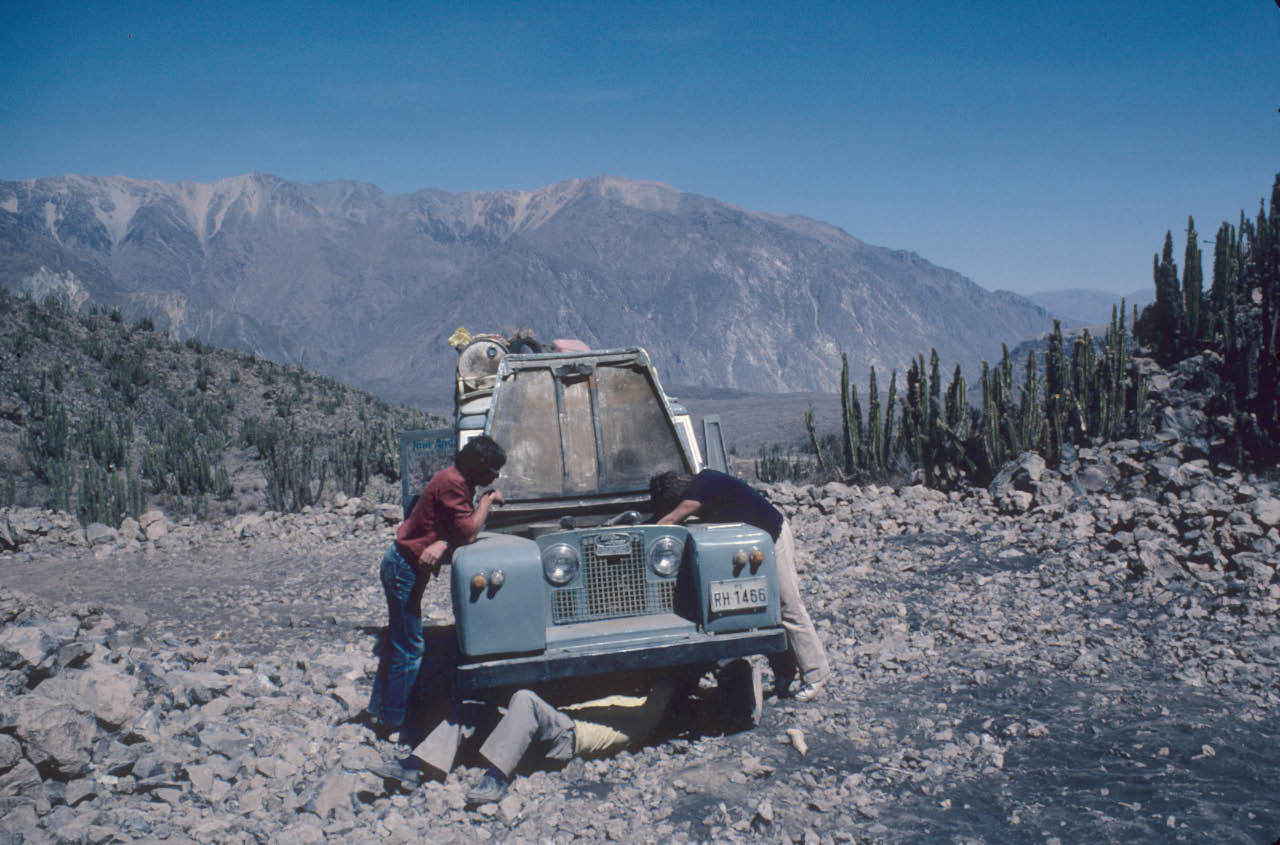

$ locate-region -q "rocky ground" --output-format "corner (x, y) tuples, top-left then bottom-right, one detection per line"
(2, 357), (1279, 844)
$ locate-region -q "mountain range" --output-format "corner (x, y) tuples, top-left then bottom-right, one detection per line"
(1, 172), (1065, 408)
(1026, 288), (1153, 327)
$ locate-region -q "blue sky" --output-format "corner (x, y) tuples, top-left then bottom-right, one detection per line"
(2, 0), (1276, 296)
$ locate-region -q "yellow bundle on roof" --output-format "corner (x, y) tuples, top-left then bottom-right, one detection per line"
(448, 326), (473, 349)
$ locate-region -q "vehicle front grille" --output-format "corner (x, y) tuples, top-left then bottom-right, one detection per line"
(551, 532), (675, 624)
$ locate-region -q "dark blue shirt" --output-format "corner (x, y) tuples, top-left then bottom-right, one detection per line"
(685, 470), (784, 540)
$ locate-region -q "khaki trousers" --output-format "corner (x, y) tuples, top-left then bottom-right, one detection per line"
(774, 519), (830, 685)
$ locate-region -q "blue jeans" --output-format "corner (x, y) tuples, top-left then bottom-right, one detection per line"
(369, 544), (427, 729)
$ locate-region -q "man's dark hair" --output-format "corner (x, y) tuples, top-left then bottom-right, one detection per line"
(457, 435), (506, 479)
(649, 470), (694, 516)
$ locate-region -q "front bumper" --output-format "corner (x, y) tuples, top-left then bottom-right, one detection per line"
(454, 626), (787, 693)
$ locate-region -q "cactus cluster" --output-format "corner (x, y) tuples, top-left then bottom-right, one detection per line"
(829, 302), (1149, 489)
(1135, 173), (1280, 464)
(840, 356), (898, 481)
(809, 174), (1279, 487)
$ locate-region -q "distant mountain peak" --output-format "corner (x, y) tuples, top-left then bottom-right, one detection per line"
(1026, 287), (1153, 327)
(0, 171), (1059, 406)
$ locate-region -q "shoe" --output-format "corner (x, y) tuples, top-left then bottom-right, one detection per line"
(793, 680), (825, 702)
(369, 757), (424, 789)
(465, 771), (509, 806)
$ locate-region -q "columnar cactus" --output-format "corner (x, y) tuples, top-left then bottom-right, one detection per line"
(883, 369), (897, 466)
(867, 367), (882, 472)
(840, 352), (862, 478)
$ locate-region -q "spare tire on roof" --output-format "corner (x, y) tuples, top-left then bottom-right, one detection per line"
(456, 337), (507, 400)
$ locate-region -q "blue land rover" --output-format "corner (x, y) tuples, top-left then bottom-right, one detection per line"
(401, 340), (786, 695)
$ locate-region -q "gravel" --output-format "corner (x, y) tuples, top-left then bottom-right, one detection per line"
(1, 354), (1277, 843)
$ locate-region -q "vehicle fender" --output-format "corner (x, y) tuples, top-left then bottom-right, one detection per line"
(451, 533), (547, 658)
(686, 524), (781, 633)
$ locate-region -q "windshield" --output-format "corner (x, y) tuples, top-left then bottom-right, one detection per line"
(487, 352), (691, 500)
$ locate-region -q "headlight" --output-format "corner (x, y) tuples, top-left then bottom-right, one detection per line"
(542, 543), (580, 585)
(648, 536), (683, 577)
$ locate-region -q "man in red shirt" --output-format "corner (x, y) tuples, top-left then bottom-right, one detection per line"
(369, 434), (506, 743)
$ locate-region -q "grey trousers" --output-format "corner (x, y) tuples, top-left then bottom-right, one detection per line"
(478, 689), (576, 777)
(410, 701), (485, 775)
(775, 519), (830, 685)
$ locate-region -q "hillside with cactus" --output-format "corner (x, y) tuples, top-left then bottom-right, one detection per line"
(760, 173), (1280, 488)
(0, 292), (445, 525)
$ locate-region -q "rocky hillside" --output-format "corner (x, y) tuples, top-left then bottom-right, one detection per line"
(0, 291), (443, 522)
(0, 350), (1276, 842)
(0, 173), (1060, 405)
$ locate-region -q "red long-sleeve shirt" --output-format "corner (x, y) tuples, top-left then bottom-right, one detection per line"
(395, 465), (475, 565)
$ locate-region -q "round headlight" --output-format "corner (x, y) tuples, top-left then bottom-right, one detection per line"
(542, 543), (580, 585)
(648, 536), (683, 577)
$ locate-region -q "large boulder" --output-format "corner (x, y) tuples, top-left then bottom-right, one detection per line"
(139, 510), (169, 540)
(0, 626), (58, 671)
(9, 697), (96, 778)
(1253, 496), (1280, 528)
(83, 523), (117, 548)
(0, 733), (23, 772)
(988, 452), (1046, 513)
(78, 668), (142, 729)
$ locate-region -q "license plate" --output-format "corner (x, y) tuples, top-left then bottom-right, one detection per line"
(709, 577), (768, 613)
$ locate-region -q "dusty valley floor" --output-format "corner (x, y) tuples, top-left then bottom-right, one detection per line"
(3, 456), (1278, 842)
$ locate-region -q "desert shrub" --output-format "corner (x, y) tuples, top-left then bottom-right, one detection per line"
(331, 422), (398, 497)
(11, 371), (36, 407)
(214, 465), (233, 500)
(45, 458), (72, 512)
(21, 398), (71, 481)
(106, 349), (150, 404)
(755, 444), (821, 483)
(76, 411), (131, 467)
(242, 417), (326, 511)
(140, 416), (217, 502)
(10, 331), (30, 359)
(84, 334), (105, 361)
(78, 462), (140, 526)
